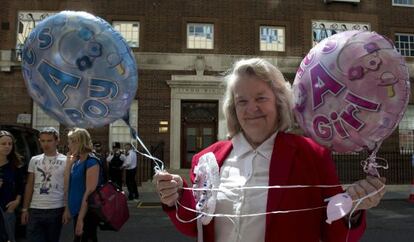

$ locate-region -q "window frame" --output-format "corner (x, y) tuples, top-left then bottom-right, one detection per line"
(186, 23), (214, 50)
(259, 26), (286, 52)
(395, 32), (414, 57)
(311, 20), (371, 47)
(399, 104), (414, 153)
(392, 0), (414, 7)
(112, 20), (140, 48)
(15, 11), (57, 61)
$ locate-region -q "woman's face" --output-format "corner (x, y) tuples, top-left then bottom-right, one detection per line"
(67, 138), (79, 155)
(234, 75), (278, 147)
(0, 136), (13, 157)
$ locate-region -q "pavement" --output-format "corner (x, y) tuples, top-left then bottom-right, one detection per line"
(380, 184), (412, 200)
(15, 184), (413, 242)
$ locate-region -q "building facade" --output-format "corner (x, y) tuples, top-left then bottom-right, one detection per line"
(0, 0), (413, 182)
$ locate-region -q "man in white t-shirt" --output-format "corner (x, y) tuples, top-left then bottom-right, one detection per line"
(21, 127), (70, 242)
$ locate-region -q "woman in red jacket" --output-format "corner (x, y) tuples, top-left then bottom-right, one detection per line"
(155, 58), (385, 242)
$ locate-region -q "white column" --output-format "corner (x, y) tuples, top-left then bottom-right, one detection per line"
(218, 99), (227, 140)
(169, 92), (181, 169)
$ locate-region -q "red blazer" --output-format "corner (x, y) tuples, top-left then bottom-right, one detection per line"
(164, 132), (366, 242)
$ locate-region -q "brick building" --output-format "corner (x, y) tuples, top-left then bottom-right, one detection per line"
(0, 0), (413, 183)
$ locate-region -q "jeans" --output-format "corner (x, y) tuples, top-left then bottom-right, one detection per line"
(3, 210), (15, 242)
(27, 207), (64, 242)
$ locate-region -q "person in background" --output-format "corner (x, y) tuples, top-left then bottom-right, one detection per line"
(106, 142), (126, 189)
(123, 143), (139, 201)
(93, 141), (108, 182)
(0, 130), (25, 242)
(64, 128), (101, 242)
(21, 127), (69, 242)
(154, 58), (385, 242)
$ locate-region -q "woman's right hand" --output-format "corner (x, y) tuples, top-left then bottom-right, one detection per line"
(154, 171), (183, 207)
(66, 152), (77, 164)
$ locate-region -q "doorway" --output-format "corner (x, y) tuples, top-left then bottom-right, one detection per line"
(181, 101), (218, 168)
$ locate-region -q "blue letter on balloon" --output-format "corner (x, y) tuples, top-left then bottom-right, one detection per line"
(83, 100), (108, 118)
(38, 28), (53, 49)
(38, 61), (81, 105)
(89, 79), (118, 99)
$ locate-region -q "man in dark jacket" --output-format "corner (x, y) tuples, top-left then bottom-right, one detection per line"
(106, 142), (126, 188)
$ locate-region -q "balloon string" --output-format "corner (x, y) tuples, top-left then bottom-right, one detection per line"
(360, 141), (388, 177)
(125, 124), (165, 173)
(176, 200), (327, 219)
(183, 184), (346, 192)
(176, 184), (384, 239)
(345, 183), (386, 242)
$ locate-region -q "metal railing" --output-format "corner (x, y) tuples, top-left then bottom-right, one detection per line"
(333, 151), (413, 184)
(136, 145), (413, 185)
(136, 141), (164, 185)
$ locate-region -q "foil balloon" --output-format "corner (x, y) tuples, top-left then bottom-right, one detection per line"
(21, 11), (138, 128)
(293, 31), (410, 152)
(325, 193), (353, 224)
(192, 152), (220, 225)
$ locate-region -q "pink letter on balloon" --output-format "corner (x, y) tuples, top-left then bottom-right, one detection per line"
(313, 115), (332, 139)
(310, 63), (345, 110)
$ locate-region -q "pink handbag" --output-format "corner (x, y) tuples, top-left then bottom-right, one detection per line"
(88, 181), (129, 231)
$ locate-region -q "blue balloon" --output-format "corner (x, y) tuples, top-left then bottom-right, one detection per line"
(21, 11), (138, 128)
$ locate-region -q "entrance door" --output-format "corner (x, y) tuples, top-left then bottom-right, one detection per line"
(181, 101), (218, 168)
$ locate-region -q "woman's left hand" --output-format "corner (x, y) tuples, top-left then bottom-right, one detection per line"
(75, 217), (84, 236)
(347, 176), (386, 211)
(6, 199), (20, 212)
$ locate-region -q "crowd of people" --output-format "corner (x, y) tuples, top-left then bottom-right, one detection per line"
(0, 128), (139, 242)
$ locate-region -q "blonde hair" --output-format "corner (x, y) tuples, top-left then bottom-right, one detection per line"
(67, 128), (93, 154)
(223, 58), (294, 138)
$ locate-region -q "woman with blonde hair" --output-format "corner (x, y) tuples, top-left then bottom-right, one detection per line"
(155, 58), (385, 242)
(0, 130), (24, 242)
(65, 128), (101, 242)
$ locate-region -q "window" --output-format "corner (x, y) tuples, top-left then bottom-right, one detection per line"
(109, 100), (138, 146)
(399, 105), (414, 153)
(312, 20), (370, 46)
(260, 26), (285, 52)
(113, 21), (140, 48)
(32, 103), (60, 133)
(16, 11), (56, 60)
(187, 23), (214, 49)
(395, 33), (414, 57)
(392, 0), (414, 7)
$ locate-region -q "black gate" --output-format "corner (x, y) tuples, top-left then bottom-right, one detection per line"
(333, 151), (413, 184)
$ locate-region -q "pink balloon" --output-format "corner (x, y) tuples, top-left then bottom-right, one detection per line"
(293, 31), (410, 152)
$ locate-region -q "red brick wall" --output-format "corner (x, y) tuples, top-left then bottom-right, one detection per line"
(0, 71), (32, 124)
(2, 1), (413, 55)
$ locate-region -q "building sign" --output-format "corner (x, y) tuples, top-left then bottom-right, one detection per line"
(17, 113), (31, 124)
(312, 20), (370, 46)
